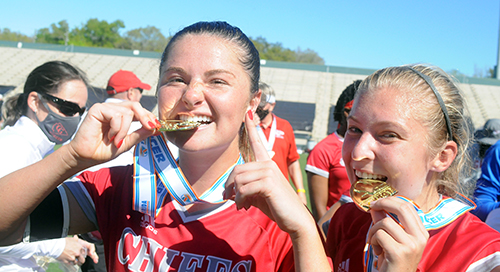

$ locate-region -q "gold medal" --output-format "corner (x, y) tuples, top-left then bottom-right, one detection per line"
(350, 179), (398, 212)
(158, 120), (201, 131)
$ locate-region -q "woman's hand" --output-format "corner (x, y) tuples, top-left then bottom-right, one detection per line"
(225, 111), (331, 271)
(57, 235), (98, 266)
(368, 197), (429, 272)
(224, 110), (312, 235)
(66, 101), (159, 169)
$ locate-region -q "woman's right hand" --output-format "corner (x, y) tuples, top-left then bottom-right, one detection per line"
(368, 197), (429, 272)
(66, 101), (159, 168)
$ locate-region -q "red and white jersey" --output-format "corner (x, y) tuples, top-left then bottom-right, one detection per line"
(260, 115), (300, 178)
(305, 132), (350, 207)
(76, 166), (294, 272)
(327, 203), (500, 272)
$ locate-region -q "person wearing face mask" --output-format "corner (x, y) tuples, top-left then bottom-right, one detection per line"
(0, 61), (97, 271)
(254, 82), (307, 205)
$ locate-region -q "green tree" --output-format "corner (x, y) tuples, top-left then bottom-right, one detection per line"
(252, 36), (295, 62)
(70, 18), (125, 48)
(36, 20), (69, 45)
(488, 67), (495, 78)
(123, 26), (170, 52)
(0, 28), (33, 42)
(448, 69), (468, 80)
(473, 65), (496, 79)
(295, 47), (325, 65)
(1, 20), (325, 65)
(251, 36), (324, 64)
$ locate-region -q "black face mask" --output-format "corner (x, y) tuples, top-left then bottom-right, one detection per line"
(256, 107), (270, 120)
(35, 100), (81, 144)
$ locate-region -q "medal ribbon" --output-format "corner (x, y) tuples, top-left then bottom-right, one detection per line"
(133, 134), (243, 217)
(363, 194), (476, 272)
(257, 115), (276, 153)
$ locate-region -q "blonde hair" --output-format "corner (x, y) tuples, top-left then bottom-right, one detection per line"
(357, 64), (474, 197)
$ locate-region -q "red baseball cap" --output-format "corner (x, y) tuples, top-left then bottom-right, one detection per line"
(106, 70), (151, 95)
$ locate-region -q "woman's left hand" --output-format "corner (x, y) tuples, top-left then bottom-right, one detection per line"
(57, 235), (98, 266)
(368, 197), (429, 272)
(224, 111), (312, 235)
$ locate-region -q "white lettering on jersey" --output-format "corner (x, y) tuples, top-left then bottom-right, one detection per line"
(140, 215), (158, 234)
(117, 227), (253, 271)
(338, 258), (349, 272)
(275, 130), (285, 139)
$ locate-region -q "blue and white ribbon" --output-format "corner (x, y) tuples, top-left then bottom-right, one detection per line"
(363, 194), (475, 271)
(133, 134), (243, 217)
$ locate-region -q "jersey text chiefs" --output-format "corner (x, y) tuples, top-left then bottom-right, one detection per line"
(117, 227), (253, 272)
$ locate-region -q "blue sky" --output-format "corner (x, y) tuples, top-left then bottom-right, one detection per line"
(2, 0), (499, 77)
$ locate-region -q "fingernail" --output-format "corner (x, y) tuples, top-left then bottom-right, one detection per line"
(148, 121), (155, 129)
(155, 119), (161, 125)
(247, 110), (253, 121)
(110, 135), (116, 142)
(117, 139), (124, 149)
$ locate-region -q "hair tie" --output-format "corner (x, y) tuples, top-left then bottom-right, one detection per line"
(407, 67), (453, 141)
(344, 100), (354, 110)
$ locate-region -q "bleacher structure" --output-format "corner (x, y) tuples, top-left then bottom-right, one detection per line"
(2, 41), (500, 151)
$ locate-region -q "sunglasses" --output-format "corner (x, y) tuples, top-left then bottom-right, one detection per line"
(37, 91), (86, 116)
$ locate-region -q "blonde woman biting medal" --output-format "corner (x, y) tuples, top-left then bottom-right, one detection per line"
(227, 64), (500, 271)
(326, 64), (500, 272)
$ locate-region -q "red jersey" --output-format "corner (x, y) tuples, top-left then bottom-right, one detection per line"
(327, 203), (500, 272)
(305, 132), (350, 207)
(260, 115), (300, 178)
(77, 166), (294, 272)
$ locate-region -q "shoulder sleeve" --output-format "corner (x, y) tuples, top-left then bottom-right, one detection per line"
(64, 177), (98, 228)
(463, 219), (500, 271)
(65, 166), (124, 229)
(467, 247), (500, 271)
(305, 137), (337, 178)
(473, 143), (500, 221)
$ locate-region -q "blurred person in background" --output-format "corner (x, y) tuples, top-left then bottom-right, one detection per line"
(0, 94), (4, 129)
(472, 119), (500, 221)
(306, 80), (360, 223)
(0, 61), (97, 271)
(254, 82), (307, 204)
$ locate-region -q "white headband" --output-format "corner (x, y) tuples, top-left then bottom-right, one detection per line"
(266, 95), (276, 104)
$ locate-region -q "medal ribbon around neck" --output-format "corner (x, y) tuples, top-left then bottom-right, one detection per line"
(257, 115), (277, 153)
(363, 194), (475, 272)
(133, 134), (244, 218)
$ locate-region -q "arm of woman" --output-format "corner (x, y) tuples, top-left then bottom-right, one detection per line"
(307, 172), (329, 221)
(0, 102), (158, 244)
(288, 160), (307, 205)
(225, 111), (331, 272)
